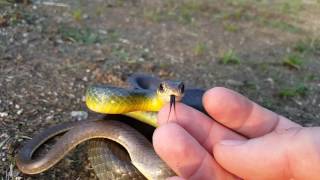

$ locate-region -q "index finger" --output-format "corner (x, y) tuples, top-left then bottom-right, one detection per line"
(157, 103), (245, 152)
(203, 87), (301, 138)
(153, 123), (237, 179)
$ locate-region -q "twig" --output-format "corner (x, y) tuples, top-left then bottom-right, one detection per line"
(34, 1), (69, 8)
(18, 135), (31, 140)
(0, 137), (10, 149)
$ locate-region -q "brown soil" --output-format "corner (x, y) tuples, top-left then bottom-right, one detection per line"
(0, 0), (319, 179)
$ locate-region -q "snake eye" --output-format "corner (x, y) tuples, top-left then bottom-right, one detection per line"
(159, 83), (164, 92)
(179, 83), (185, 94)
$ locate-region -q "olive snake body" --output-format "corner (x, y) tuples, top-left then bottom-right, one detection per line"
(16, 74), (205, 179)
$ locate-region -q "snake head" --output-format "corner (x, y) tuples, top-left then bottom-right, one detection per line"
(156, 80), (185, 103)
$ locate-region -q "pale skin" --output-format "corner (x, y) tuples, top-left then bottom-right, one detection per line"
(153, 87), (320, 180)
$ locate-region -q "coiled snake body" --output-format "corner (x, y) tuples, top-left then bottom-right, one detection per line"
(16, 74), (205, 179)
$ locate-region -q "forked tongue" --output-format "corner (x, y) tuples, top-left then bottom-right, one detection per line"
(167, 95), (176, 121)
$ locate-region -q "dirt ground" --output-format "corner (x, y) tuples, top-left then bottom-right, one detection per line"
(0, 0), (319, 179)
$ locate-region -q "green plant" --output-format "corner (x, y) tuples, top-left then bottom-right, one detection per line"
(177, 1), (202, 24)
(225, 0), (248, 7)
(72, 9), (83, 21)
(294, 38), (320, 54)
(257, 17), (302, 33)
(193, 42), (207, 56)
(144, 0), (205, 24)
(311, 38), (320, 53)
(107, 30), (120, 42)
(294, 40), (309, 53)
(280, 0), (303, 14)
(223, 23), (239, 32)
(59, 26), (102, 44)
(261, 99), (275, 110)
(3, 9), (38, 26)
(112, 48), (129, 61)
(278, 84), (308, 99)
(282, 53), (303, 70)
(220, 49), (241, 64)
(0, 0), (30, 4)
(270, 20), (301, 33)
(143, 8), (165, 22)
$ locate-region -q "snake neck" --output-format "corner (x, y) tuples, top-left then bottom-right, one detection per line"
(148, 93), (165, 111)
(86, 86), (166, 114)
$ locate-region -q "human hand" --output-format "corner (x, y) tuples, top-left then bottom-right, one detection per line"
(153, 87), (320, 180)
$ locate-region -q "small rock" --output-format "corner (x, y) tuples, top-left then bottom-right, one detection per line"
(70, 111), (88, 121)
(138, 57), (145, 62)
(0, 133), (8, 138)
(0, 112), (8, 117)
(9, 163), (13, 177)
(17, 109), (24, 115)
(81, 96), (86, 102)
(226, 79), (244, 86)
(294, 99), (303, 106)
(45, 115), (54, 121)
(119, 38), (130, 44)
(56, 39), (64, 44)
(265, 78), (274, 85)
(82, 14), (89, 19)
(98, 30), (107, 34)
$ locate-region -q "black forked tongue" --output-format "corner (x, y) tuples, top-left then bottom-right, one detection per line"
(168, 95), (176, 121)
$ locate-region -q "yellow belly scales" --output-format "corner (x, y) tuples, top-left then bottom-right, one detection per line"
(86, 85), (164, 127)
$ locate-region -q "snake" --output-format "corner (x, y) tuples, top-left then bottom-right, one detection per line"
(15, 74), (205, 179)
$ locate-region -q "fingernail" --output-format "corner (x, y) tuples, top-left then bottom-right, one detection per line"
(219, 140), (246, 146)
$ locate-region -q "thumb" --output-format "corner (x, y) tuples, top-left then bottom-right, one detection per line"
(213, 127), (320, 180)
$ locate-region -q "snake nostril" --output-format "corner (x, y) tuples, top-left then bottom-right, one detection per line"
(158, 83), (164, 92)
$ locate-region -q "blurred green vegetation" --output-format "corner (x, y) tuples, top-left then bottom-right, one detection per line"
(282, 53), (303, 70)
(59, 26), (103, 44)
(193, 42), (207, 56)
(219, 49), (241, 64)
(278, 84), (309, 99)
(142, 0), (319, 34)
